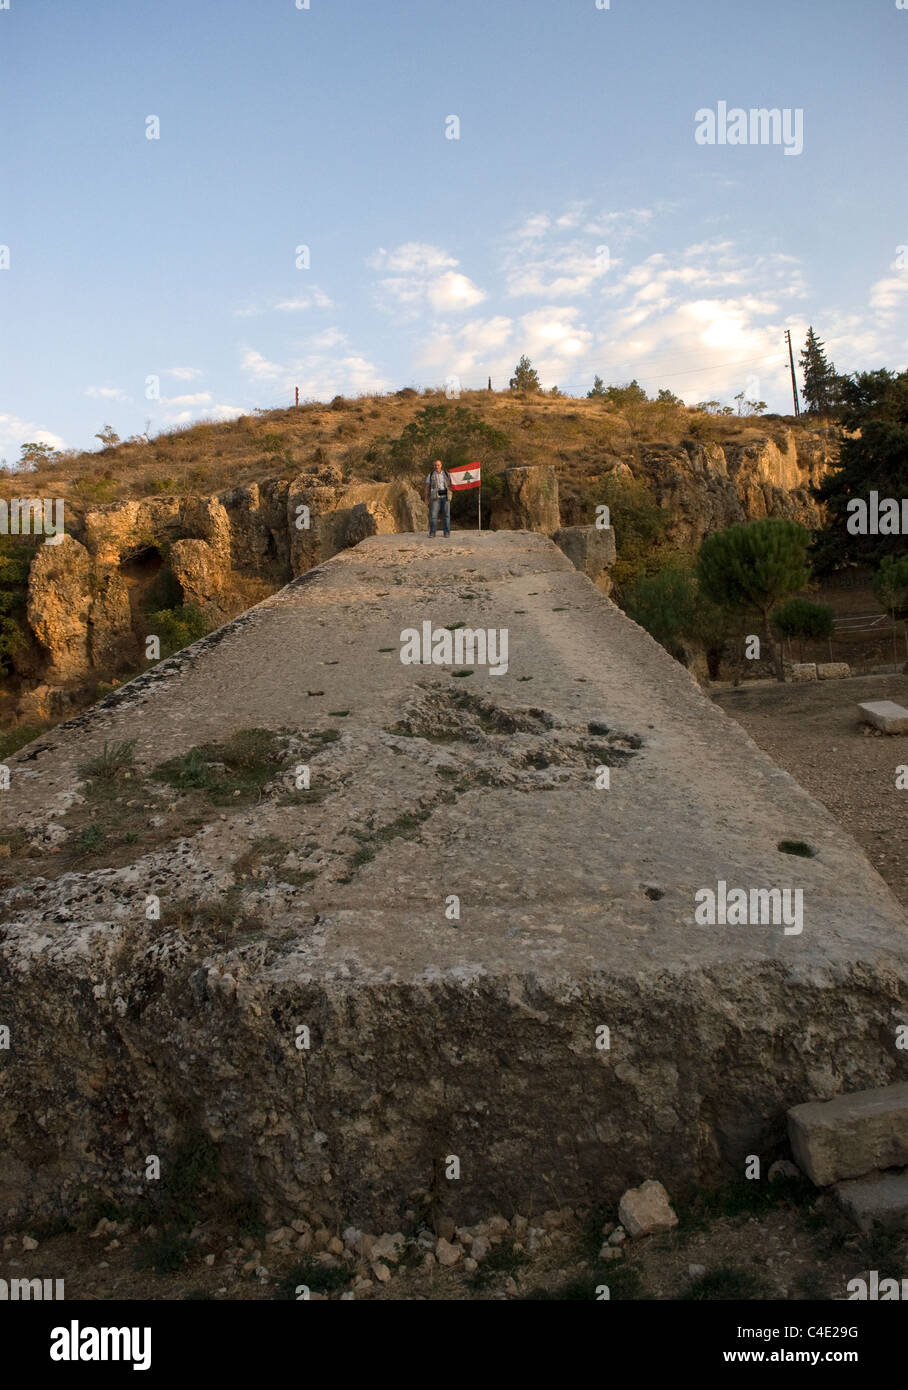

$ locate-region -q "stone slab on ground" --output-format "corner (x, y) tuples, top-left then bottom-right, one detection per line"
(786, 663), (817, 682)
(857, 700), (908, 734)
(788, 1082), (908, 1186)
(835, 1169), (908, 1232)
(817, 663), (851, 681)
(2, 531), (907, 1230)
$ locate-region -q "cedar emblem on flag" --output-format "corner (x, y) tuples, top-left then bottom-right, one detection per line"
(449, 462), (481, 490)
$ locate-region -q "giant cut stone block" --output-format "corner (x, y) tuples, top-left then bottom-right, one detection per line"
(2, 531), (907, 1231)
(788, 1082), (908, 1186)
(553, 525), (616, 584)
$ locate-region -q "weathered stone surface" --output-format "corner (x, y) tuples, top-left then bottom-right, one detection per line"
(618, 1180), (678, 1237)
(817, 663), (851, 681)
(786, 663), (817, 682)
(492, 465), (560, 534)
(26, 535), (94, 681)
(87, 568), (133, 670)
(857, 701), (908, 735)
(169, 538), (229, 619)
(600, 430), (833, 552)
(835, 1169), (908, 1231)
(2, 532), (907, 1232)
(552, 525), (616, 587)
(788, 1082), (908, 1186)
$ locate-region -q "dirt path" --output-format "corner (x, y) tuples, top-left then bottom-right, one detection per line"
(712, 675), (908, 910)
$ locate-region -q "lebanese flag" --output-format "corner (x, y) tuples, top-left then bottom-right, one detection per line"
(449, 461), (481, 490)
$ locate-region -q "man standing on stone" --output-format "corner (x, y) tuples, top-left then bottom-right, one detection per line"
(425, 458), (452, 538)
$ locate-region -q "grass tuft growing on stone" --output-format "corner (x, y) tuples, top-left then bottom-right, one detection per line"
(154, 727), (284, 804)
(78, 739), (137, 780)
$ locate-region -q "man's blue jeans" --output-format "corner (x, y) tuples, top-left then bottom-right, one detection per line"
(429, 496), (450, 536)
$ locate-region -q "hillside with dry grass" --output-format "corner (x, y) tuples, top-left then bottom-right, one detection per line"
(0, 387), (818, 526)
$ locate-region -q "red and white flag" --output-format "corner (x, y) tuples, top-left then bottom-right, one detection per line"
(449, 461), (481, 490)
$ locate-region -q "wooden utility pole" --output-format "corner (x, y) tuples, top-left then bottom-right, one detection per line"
(785, 331), (800, 417)
(295, 387), (299, 407)
(488, 376), (492, 391)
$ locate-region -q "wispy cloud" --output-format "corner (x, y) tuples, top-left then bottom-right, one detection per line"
(240, 333), (390, 399)
(163, 392), (213, 407)
(161, 366), (204, 380)
(234, 289), (333, 318)
(369, 242), (486, 318)
(0, 413), (65, 460)
(85, 385), (129, 401)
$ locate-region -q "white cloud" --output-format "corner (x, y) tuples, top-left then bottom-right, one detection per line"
(239, 334), (391, 400)
(274, 288), (333, 311)
(161, 367), (203, 380)
(234, 288), (333, 318)
(370, 243), (485, 318)
(85, 385), (128, 401)
(241, 349), (285, 382)
(408, 230), (903, 402)
(415, 315), (514, 376)
(0, 413), (65, 461)
(870, 273), (908, 317)
(368, 243), (457, 274)
(163, 392), (212, 407)
(502, 204), (660, 299)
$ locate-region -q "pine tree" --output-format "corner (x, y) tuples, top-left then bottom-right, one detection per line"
(508, 355), (541, 393)
(587, 375), (606, 398)
(799, 327), (839, 414)
(697, 518), (812, 681)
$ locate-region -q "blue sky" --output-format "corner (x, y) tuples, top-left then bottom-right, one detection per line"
(1, 0), (906, 461)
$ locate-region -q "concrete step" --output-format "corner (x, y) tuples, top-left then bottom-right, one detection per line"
(788, 1081), (908, 1186)
(835, 1169), (908, 1232)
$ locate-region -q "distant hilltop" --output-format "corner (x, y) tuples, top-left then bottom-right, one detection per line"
(0, 389), (838, 730)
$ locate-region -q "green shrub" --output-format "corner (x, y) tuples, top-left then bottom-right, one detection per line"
(146, 603), (211, 658)
(583, 472), (671, 594)
(773, 596), (835, 660)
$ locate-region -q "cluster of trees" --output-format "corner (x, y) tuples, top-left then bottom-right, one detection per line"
(627, 518), (817, 681)
(508, 328), (852, 418)
(628, 511), (908, 681)
(812, 367), (908, 568)
(6, 424), (130, 474)
(0, 536), (33, 674)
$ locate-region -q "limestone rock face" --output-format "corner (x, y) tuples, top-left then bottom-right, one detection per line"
(2, 532), (906, 1232)
(11, 431), (833, 716)
(341, 500), (398, 548)
(562, 429), (833, 551)
(82, 498), (183, 565)
(169, 539), (229, 620)
(26, 535), (94, 681)
(493, 465), (560, 534)
(87, 568), (134, 670)
(553, 525), (616, 588)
